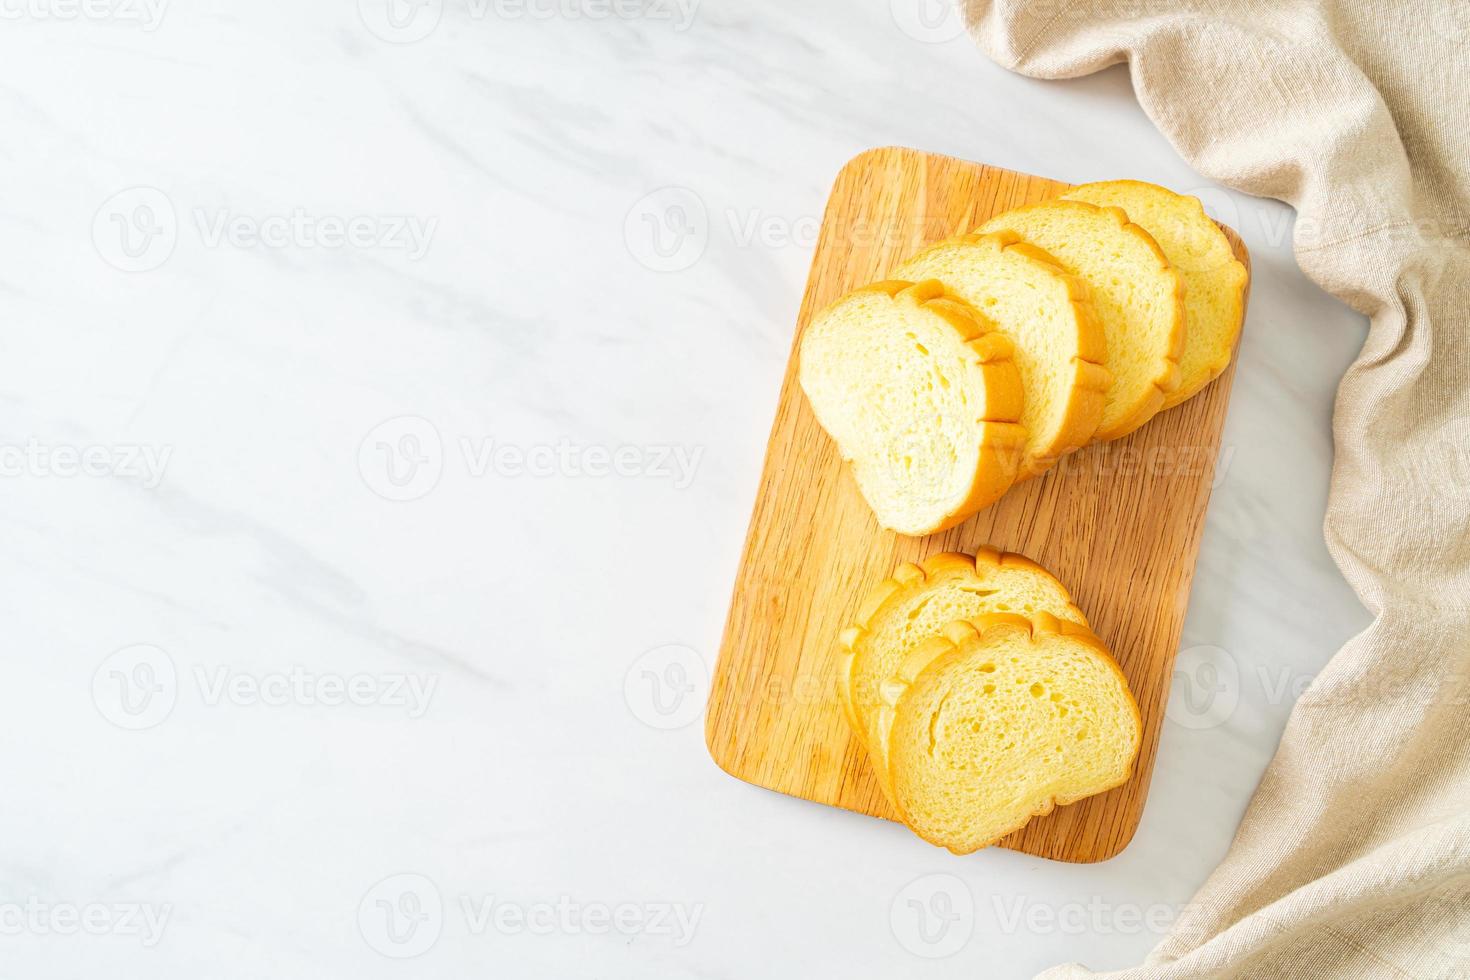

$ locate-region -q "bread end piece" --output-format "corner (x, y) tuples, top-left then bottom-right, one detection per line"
(1062, 180), (1248, 409)
(798, 279), (1027, 537)
(977, 199), (1185, 443)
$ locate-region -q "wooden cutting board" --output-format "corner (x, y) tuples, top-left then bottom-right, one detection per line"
(704, 147), (1250, 863)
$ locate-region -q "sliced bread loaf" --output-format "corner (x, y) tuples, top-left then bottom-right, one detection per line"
(798, 280), (1027, 536)
(894, 233), (1111, 478)
(874, 613), (1141, 854)
(979, 200), (1186, 441)
(1062, 181), (1248, 408)
(837, 549), (1087, 785)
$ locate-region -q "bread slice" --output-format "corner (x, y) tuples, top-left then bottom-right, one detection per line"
(837, 549), (1087, 783)
(874, 613), (1141, 854)
(979, 200), (1185, 441)
(893, 233), (1111, 478)
(798, 280), (1027, 536)
(1062, 181), (1248, 408)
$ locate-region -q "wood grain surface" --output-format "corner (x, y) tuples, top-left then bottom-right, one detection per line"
(704, 147), (1250, 863)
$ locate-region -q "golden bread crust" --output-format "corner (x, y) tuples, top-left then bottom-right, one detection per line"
(897, 233), (1111, 478)
(977, 199), (1186, 443)
(837, 550), (1090, 797)
(874, 611), (1142, 853)
(800, 279), (1025, 536)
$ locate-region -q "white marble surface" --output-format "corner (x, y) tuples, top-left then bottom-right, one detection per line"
(0, 1), (1373, 977)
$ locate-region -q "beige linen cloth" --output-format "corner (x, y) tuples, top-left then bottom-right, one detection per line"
(962, 1), (1470, 977)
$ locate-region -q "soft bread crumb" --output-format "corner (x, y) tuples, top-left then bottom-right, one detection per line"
(979, 200), (1185, 441)
(1062, 181), (1247, 408)
(881, 613), (1141, 854)
(798, 280), (1025, 535)
(839, 550), (1088, 792)
(896, 233), (1110, 478)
